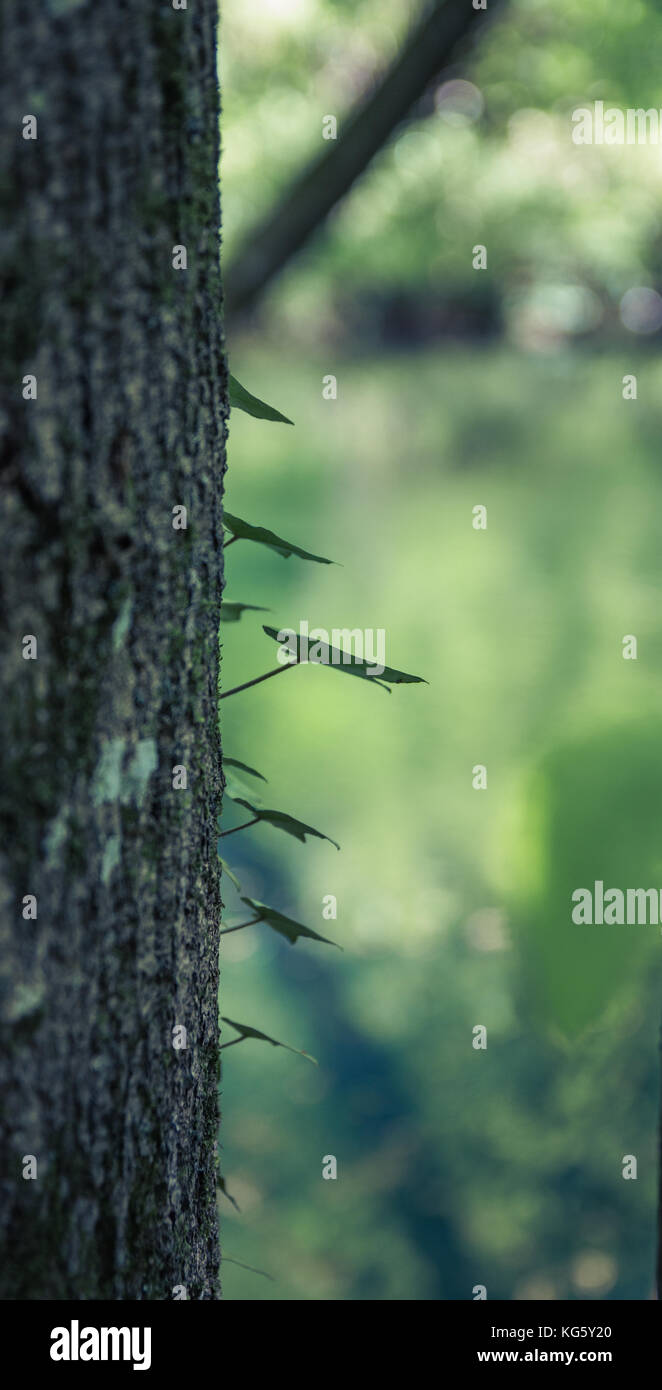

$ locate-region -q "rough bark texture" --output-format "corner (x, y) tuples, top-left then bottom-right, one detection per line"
(0, 0), (226, 1298)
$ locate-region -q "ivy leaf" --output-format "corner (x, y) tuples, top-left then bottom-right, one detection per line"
(220, 602), (270, 623)
(223, 757), (267, 783)
(232, 797), (340, 850)
(217, 1177), (240, 1212)
(222, 758), (267, 809)
(224, 769), (266, 805)
(228, 374), (293, 425)
(240, 895), (340, 949)
(218, 857), (242, 893)
(223, 512), (333, 565)
(221, 1016), (317, 1064)
(262, 625), (427, 691)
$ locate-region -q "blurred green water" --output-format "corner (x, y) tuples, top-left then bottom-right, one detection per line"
(218, 344), (662, 1299)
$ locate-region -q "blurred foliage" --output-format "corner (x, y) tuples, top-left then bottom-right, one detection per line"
(219, 346), (662, 1300)
(507, 720), (662, 1038)
(218, 0), (662, 1301)
(222, 0), (662, 346)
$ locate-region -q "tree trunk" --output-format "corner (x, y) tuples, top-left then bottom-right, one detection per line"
(0, 0), (226, 1299)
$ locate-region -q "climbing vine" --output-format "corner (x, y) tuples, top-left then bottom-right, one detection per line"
(217, 371), (426, 1238)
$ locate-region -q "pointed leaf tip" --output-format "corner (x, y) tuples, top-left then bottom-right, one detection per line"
(221, 1016), (317, 1063)
(223, 756), (268, 783)
(228, 373), (294, 425)
(261, 625), (426, 688)
(220, 601), (270, 623)
(240, 895), (341, 948)
(218, 857), (242, 892)
(217, 1176), (241, 1212)
(222, 513), (333, 565)
(231, 797), (340, 850)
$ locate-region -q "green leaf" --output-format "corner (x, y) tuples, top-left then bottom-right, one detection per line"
(223, 768), (266, 805)
(223, 757), (268, 783)
(261, 625), (427, 690)
(231, 797), (340, 850)
(218, 857), (242, 893)
(223, 512), (333, 565)
(217, 1176), (240, 1212)
(228, 373), (293, 425)
(239, 895), (340, 949)
(221, 1016), (317, 1064)
(220, 602), (270, 623)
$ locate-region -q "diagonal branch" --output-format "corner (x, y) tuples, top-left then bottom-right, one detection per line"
(224, 0), (506, 318)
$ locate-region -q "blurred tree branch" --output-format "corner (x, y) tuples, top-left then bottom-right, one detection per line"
(224, 0), (507, 319)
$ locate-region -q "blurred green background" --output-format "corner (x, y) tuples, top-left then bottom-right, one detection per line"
(218, 0), (662, 1299)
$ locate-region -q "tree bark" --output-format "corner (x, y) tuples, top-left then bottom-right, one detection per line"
(0, 0), (226, 1299)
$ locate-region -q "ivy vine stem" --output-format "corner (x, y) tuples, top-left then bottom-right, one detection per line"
(221, 1256), (274, 1281)
(218, 818), (260, 839)
(219, 918), (260, 936)
(219, 663), (296, 700)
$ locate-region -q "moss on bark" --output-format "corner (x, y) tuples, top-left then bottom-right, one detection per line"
(0, 0), (226, 1299)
